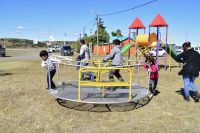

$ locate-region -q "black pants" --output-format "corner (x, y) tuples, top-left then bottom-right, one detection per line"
(47, 70), (56, 89)
(109, 69), (124, 82)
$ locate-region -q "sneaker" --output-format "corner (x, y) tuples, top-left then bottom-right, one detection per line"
(149, 93), (153, 97)
(194, 97), (199, 102)
(50, 89), (58, 94)
(184, 97), (190, 102)
(152, 90), (156, 96)
(194, 91), (200, 99)
(149, 88), (153, 94)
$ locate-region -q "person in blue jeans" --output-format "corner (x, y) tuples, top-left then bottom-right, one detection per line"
(176, 42), (200, 102)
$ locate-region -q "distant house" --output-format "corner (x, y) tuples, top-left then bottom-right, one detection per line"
(93, 36), (136, 55)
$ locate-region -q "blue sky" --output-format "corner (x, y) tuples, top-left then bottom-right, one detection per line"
(0, 0), (200, 46)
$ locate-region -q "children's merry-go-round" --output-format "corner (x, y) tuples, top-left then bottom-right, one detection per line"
(47, 55), (152, 111)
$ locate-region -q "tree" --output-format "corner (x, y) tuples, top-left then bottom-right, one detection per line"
(116, 29), (122, 36)
(111, 29), (123, 37)
(76, 17), (109, 45)
(111, 31), (117, 36)
(95, 17), (110, 44)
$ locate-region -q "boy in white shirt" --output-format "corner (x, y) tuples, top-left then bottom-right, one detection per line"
(39, 50), (61, 90)
(76, 39), (95, 80)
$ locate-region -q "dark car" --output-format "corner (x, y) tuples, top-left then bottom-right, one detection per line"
(61, 45), (73, 56)
(0, 45), (6, 57)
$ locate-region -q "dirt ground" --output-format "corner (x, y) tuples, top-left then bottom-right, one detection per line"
(0, 49), (200, 133)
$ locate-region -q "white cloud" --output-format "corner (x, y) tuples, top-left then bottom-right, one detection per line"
(14, 26), (28, 33)
(17, 26), (27, 30)
(39, 31), (53, 35)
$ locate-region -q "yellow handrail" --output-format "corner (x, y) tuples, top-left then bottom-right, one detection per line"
(78, 66), (133, 101)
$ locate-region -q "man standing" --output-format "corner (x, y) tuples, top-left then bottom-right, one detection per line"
(176, 42), (200, 102)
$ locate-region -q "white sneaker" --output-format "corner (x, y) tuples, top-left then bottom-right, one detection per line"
(50, 89), (58, 94)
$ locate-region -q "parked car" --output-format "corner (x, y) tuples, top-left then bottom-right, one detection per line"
(194, 46), (200, 54)
(0, 45), (6, 57)
(61, 45), (73, 56)
(176, 49), (183, 54)
(48, 46), (61, 53)
(174, 45), (183, 54)
(150, 48), (166, 57)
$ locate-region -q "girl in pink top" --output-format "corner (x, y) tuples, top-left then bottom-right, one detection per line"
(143, 53), (159, 95)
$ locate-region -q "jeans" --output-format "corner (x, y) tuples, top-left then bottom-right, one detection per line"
(149, 79), (158, 93)
(81, 62), (95, 80)
(183, 75), (197, 97)
(47, 70), (56, 89)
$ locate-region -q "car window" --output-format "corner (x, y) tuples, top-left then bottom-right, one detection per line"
(63, 46), (71, 50)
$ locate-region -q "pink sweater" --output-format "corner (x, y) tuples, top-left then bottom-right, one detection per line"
(143, 64), (159, 79)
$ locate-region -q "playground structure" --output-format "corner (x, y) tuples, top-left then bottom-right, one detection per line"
(115, 14), (179, 70)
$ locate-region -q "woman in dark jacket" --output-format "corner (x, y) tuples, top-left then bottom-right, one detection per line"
(176, 42), (200, 102)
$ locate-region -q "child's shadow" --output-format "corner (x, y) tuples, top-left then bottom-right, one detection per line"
(175, 88), (198, 101)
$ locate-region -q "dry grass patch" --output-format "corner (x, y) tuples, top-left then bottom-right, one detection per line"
(0, 49), (200, 133)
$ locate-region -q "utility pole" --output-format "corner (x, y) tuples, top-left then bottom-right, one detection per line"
(83, 27), (85, 35)
(64, 33), (67, 45)
(96, 15), (99, 46)
(80, 33), (81, 40)
(4, 36), (6, 47)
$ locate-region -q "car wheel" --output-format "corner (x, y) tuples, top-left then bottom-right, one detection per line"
(2, 54), (5, 57)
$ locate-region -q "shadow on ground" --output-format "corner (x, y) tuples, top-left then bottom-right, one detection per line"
(158, 64), (181, 71)
(56, 95), (154, 112)
(175, 88), (199, 102)
(0, 72), (13, 77)
(0, 55), (12, 58)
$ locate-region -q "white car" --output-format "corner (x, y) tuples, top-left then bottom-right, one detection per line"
(194, 46), (200, 54)
(150, 48), (166, 57)
(176, 49), (183, 55)
(48, 46), (61, 53)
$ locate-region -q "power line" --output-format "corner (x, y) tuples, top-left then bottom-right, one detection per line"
(100, 0), (158, 16)
(73, 19), (96, 35)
